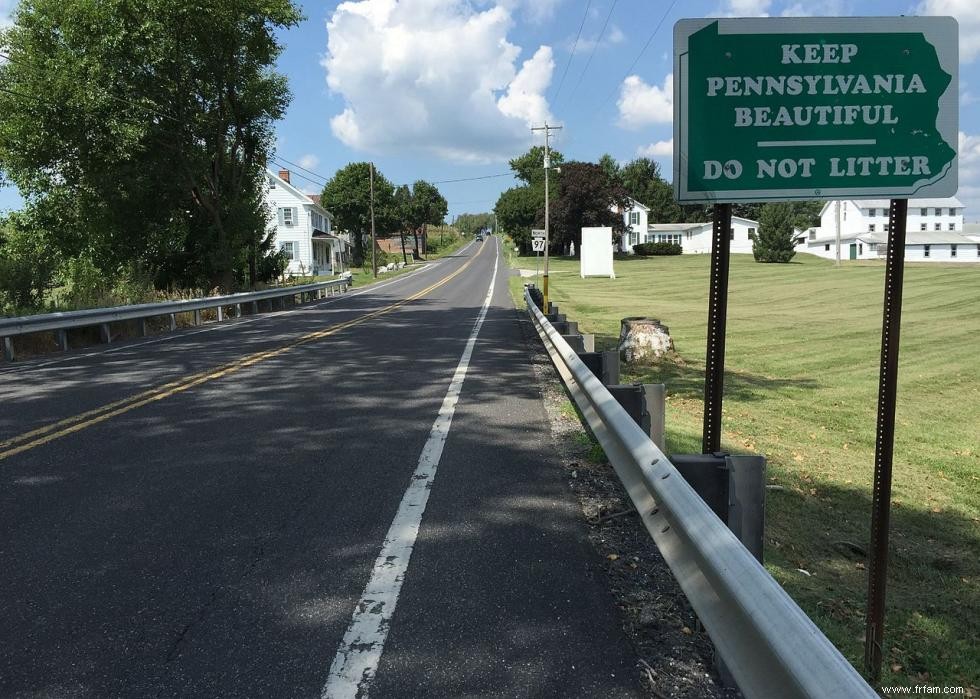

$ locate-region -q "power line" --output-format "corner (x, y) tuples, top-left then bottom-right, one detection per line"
(271, 153), (329, 184)
(601, 0), (676, 108)
(551, 0), (593, 104)
(564, 0), (618, 106)
(431, 172), (512, 185)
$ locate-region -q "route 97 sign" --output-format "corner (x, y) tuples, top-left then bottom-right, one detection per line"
(673, 17), (958, 202)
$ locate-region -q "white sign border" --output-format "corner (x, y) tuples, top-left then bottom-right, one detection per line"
(672, 16), (959, 203)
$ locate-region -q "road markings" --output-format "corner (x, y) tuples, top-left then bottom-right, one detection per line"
(322, 239), (499, 699)
(0, 248), (481, 462)
(0, 257), (449, 375)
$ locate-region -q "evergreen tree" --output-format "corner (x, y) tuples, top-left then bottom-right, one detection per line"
(752, 203), (798, 263)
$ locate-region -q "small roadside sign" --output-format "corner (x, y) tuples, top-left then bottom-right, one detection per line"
(531, 239), (546, 252)
(673, 17), (958, 202)
(531, 229), (546, 240)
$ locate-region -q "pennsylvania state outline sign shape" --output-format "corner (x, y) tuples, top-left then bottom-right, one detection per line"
(673, 17), (958, 203)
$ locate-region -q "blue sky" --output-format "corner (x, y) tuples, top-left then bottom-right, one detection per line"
(2, 0), (979, 220)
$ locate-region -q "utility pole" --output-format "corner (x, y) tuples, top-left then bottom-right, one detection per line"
(370, 162), (377, 278)
(531, 122), (562, 310)
(836, 199), (842, 267)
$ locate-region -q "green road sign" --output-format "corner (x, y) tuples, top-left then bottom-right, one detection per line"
(673, 17), (958, 203)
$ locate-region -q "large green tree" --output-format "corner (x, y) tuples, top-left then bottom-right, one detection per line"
(549, 161), (628, 254)
(454, 212), (494, 237)
(410, 180), (448, 256)
(493, 146), (564, 251)
(321, 162), (397, 267)
(0, 0), (302, 292)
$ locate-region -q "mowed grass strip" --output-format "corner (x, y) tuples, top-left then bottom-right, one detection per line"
(508, 251), (980, 690)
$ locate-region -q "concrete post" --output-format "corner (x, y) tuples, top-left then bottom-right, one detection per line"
(4, 336), (15, 362)
(193, 310), (202, 326)
(169, 314), (177, 331)
(235, 304), (242, 318)
(217, 306), (224, 322)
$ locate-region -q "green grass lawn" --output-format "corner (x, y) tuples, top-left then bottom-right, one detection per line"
(508, 251), (980, 691)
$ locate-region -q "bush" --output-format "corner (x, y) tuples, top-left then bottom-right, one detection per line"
(0, 214), (60, 313)
(753, 203), (798, 263)
(633, 242), (682, 256)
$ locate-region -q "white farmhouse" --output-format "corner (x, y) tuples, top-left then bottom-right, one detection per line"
(645, 216), (760, 254)
(795, 197), (977, 262)
(265, 169), (348, 276)
(613, 197), (649, 253)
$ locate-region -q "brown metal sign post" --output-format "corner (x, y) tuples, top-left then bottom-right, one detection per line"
(864, 198), (908, 681)
(702, 203), (732, 454)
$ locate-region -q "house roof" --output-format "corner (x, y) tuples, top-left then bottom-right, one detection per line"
(648, 222), (706, 232)
(626, 197), (650, 211)
(807, 230), (976, 245)
(819, 197), (964, 217)
(267, 169), (331, 217)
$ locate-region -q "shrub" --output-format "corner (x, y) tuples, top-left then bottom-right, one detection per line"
(0, 214), (60, 313)
(633, 242), (682, 256)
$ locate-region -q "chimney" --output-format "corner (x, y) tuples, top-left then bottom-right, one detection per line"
(279, 169), (290, 184)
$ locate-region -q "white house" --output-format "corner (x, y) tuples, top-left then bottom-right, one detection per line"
(795, 196), (976, 262)
(644, 216), (760, 255)
(614, 198), (649, 253)
(265, 169), (347, 276)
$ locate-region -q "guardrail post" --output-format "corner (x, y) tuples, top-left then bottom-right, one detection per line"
(579, 350), (619, 386)
(193, 310), (202, 326)
(138, 319), (148, 338)
(252, 301), (259, 315)
(645, 383), (666, 451)
(100, 323), (112, 344)
(562, 334), (586, 353)
(169, 314), (177, 331)
(580, 333), (595, 353)
(726, 455), (766, 562)
(4, 336), (14, 362)
(217, 306), (224, 322)
(57, 329), (70, 352)
(605, 383), (664, 449)
(235, 304), (242, 318)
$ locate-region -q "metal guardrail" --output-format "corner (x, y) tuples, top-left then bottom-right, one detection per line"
(1, 277), (352, 362)
(524, 288), (877, 699)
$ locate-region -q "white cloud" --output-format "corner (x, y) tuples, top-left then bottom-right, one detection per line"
(576, 24), (626, 52)
(323, 0), (555, 162)
(617, 74), (673, 129)
(1, 0), (16, 27)
(298, 154), (320, 171)
(917, 0), (980, 63)
(490, 0), (561, 23)
(637, 138), (673, 158)
(713, 0), (772, 17)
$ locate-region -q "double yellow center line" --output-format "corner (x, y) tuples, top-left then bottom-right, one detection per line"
(0, 247), (484, 462)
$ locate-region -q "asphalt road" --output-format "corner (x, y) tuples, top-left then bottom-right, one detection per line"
(0, 238), (641, 697)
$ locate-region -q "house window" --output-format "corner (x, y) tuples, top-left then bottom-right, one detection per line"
(748, 227), (756, 239)
(976, 244), (980, 257)
(920, 223), (927, 231)
(951, 244), (957, 257)
(935, 208), (942, 216)
(884, 224), (890, 232)
(935, 223), (941, 231)
(268, 178), (276, 188)
(868, 224), (875, 232)
(280, 241), (296, 260)
(920, 208), (928, 216)
(859, 243), (863, 255)
(279, 207), (295, 226)
(825, 244), (831, 251)
(730, 228), (735, 241)
(870, 243), (878, 252)
(629, 211), (640, 226)
(924, 244), (931, 258)
(870, 208), (877, 217)
(657, 234), (682, 245)
(949, 223), (956, 231)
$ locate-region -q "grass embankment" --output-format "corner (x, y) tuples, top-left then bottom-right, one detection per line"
(507, 252), (980, 691)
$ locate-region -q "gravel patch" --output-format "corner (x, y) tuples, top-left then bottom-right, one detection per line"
(515, 305), (740, 699)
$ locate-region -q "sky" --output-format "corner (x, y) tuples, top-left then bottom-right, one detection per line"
(1, 0), (979, 221)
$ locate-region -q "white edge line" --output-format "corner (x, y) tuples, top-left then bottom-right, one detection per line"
(321, 238), (498, 699)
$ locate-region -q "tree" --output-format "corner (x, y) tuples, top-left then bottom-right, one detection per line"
(509, 146), (564, 186)
(598, 153), (620, 183)
(392, 185), (414, 264)
(549, 162), (628, 254)
(494, 186), (539, 251)
(321, 162), (395, 267)
(455, 212), (494, 237)
(752, 203), (798, 263)
(410, 180), (448, 256)
(0, 209), (60, 311)
(0, 0), (303, 291)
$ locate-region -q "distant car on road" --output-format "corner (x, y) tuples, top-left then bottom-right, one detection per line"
(476, 233), (485, 242)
